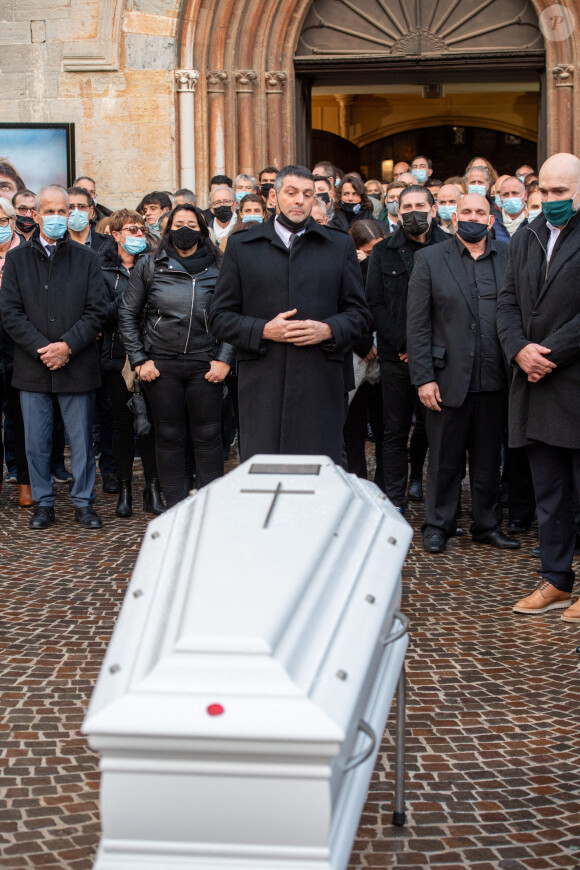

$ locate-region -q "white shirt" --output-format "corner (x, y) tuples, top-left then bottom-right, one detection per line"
(546, 221), (562, 261)
(213, 212), (237, 244)
(273, 215), (307, 248)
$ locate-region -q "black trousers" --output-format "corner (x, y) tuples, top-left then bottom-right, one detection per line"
(344, 381), (385, 491)
(0, 368), (29, 484)
(504, 445), (536, 526)
(104, 371), (157, 482)
(527, 442), (580, 593)
(380, 359), (427, 507)
(424, 390), (507, 539)
(144, 358), (224, 507)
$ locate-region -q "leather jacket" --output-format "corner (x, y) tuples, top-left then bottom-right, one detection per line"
(118, 250), (236, 369)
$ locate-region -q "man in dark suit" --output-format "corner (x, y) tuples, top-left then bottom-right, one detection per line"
(0, 184), (107, 530)
(209, 165), (371, 464)
(407, 193), (520, 553)
(497, 152), (580, 621)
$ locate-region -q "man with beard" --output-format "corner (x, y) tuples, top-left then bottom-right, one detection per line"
(209, 165), (371, 463)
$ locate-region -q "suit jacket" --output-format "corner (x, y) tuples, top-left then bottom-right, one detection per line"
(407, 236), (509, 408)
(497, 212), (580, 449)
(209, 217), (371, 463)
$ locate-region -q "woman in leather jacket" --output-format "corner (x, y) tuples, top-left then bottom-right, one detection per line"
(118, 204), (235, 507)
(100, 209), (163, 518)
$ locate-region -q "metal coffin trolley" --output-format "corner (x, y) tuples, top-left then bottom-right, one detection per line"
(83, 455), (413, 869)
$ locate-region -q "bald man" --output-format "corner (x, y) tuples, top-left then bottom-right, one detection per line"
(497, 152), (580, 621)
(407, 194), (519, 553)
(436, 183), (460, 234)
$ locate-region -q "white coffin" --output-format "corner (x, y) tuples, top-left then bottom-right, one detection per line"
(83, 455), (412, 870)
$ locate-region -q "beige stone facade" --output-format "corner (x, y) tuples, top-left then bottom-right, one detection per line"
(1, 0), (579, 209)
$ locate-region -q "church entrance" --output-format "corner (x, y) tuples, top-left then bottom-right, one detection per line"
(294, 0), (545, 176)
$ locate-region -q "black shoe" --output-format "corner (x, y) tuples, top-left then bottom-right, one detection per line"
(474, 530), (521, 550)
(454, 525), (464, 537)
(74, 506), (103, 529)
(531, 546), (541, 558)
(423, 533), (446, 553)
(407, 479), (423, 502)
(29, 506), (55, 530)
(102, 473), (119, 494)
(143, 478), (165, 515)
(52, 465), (73, 484)
(115, 480), (132, 518)
(507, 519), (532, 533)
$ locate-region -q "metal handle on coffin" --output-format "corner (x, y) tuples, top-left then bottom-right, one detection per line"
(381, 610), (408, 647)
(343, 719), (376, 772)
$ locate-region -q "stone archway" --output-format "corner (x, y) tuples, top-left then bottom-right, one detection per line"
(173, 0), (578, 197)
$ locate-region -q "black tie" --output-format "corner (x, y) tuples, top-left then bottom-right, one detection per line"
(288, 232), (298, 251)
(46, 245), (55, 259)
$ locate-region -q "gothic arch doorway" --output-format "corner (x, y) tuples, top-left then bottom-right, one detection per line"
(295, 0), (547, 172)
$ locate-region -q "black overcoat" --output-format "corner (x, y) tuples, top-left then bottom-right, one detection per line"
(407, 236), (509, 407)
(209, 218), (371, 463)
(496, 212), (580, 449)
(0, 232), (106, 393)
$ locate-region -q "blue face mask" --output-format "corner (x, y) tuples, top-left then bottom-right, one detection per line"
(42, 215), (68, 240)
(494, 194), (503, 208)
(235, 190), (248, 202)
(412, 168), (428, 184)
(527, 208), (541, 222)
(241, 214), (263, 223)
(503, 197), (524, 216)
(438, 205), (457, 222)
(67, 209), (89, 232)
(0, 224), (13, 244)
(122, 235), (147, 255)
(468, 184), (487, 197)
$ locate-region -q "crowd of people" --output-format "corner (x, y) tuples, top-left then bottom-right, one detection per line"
(0, 150), (579, 624)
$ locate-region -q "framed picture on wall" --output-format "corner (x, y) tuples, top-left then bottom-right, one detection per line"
(0, 123), (75, 198)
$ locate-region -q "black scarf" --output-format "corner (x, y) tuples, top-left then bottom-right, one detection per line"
(169, 244), (215, 275)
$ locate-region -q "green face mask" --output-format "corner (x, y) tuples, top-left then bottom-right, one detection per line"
(542, 184), (580, 226)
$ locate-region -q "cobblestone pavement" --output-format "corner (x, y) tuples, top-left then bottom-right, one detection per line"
(1, 465), (580, 869)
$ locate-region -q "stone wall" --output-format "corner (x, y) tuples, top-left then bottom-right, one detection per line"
(0, 0), (180, 210)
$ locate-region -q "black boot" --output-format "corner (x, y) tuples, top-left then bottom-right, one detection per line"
(144, 478), (165, 515)
(115, 480), (133, 518)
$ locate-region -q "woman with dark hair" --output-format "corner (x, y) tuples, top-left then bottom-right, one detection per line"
(343, 219), (386, 490)
(224, 194), (267, 248)
(100, 209), (162, 517)
(118, 204), (235, 507)
(329, 175), (374, 232)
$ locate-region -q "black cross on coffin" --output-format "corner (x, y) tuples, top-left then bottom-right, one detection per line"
(240, 481), (315, 528)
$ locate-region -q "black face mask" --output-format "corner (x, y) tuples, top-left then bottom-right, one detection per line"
(369, 193), (382, 201)
(16, 215), (35, 234)
(260, 183), (274, 198)
(213, 205), (233, 223)
(457, 220), (489, 243)
(317, 192), (331, 205)
(170, 227), (202, 250)
(401, 210), (431, 237)
(267, 206), (276, 216)
(276, 210), (311, 232)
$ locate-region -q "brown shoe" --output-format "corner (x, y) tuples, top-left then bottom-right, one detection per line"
(18, 484), (34, 507)
(513, 579), (571, 615)
(561, 598), (580, 623)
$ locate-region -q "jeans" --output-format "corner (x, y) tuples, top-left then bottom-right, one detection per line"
(20, 391), (96, 508)
(144, 358), (224, 507)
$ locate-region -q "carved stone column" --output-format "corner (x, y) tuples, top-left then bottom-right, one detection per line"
(265, 72), (287, 169)
(175, 70), (199, 193)
(235, 71), (258, 175)
(206, 70), (228, 178)
(334, 94), (354, 139)
(552, 64), (574, 154)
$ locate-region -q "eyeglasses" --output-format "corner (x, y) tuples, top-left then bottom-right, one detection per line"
(16, 206), (33, 215)
(212, 200), (234, 207)
(0, 217), (11, 227)
(69, 203), (91, 211)
(121, 226), (145, 235)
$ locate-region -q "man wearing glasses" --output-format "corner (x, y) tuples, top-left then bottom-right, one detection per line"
(208, 186), (237, 246)
(66, 186), (109, 253)
(12, 190), (37, 241)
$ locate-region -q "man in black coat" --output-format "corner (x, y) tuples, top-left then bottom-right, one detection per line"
(497, 152), (580, 621)
(407, 193), (520, 553)
(0, 185), (107, 530)
(209, 165), (371, 465)
(366, 185), (448, 510)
